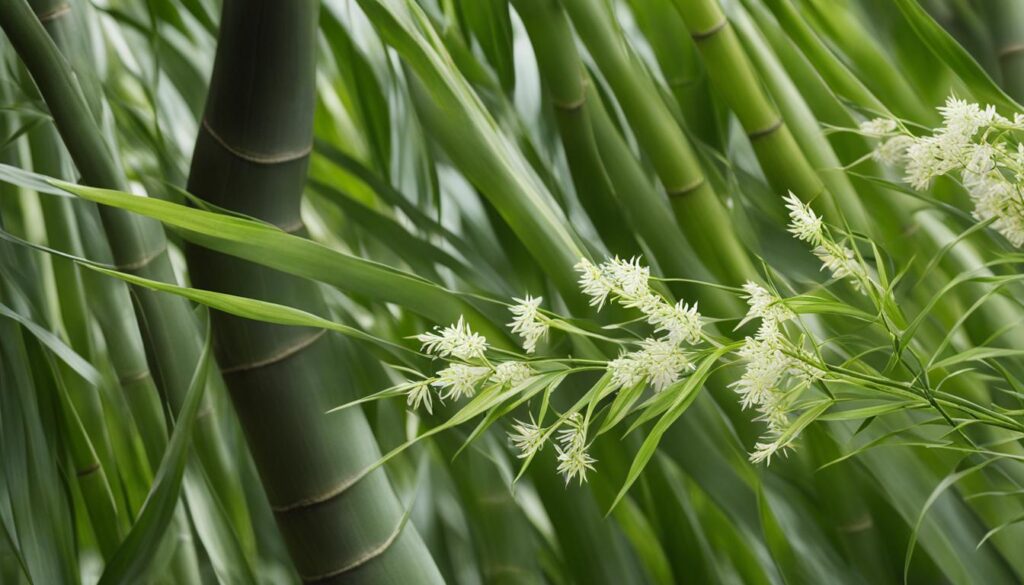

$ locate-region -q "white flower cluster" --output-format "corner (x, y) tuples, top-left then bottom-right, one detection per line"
(417, 316), (489, 360)
(508, 416), (545, 460)
(732, 282), (823, 464)
(608, 338), (694, 392)
(432, 364), (490, 401)
(490, 361), (534, 386)
(508, 295), (548, 354)
(555, 413), (596, 485)
(409, 316), (535, 412)
(784, 193), (869, 290)
(864, 97), (1024, 247)
(575, 257), (703, 393)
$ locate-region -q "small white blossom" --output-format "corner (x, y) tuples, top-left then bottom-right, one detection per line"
(405, 381), (434, 414)
(814, 244), (868, 286)
(609, 338), (694, 392)
(731, 336), (787, 409)
(858, 117), (897, 137)
(508, 295), (548, 354)
(784, 194), (870, 289)
(645, 297), (702, 345)
(417, 316), (488, 360)
(490, 361), (534, 386)
(508, 417), (546, 459)
(872, 135), (913, 165)
(575, 258), (614, 309)
(638, 338), (694, 391)
(784, 192), (824, 244)
(602, 256), (650, 299)
(740, 282), (794, 327)
(431, 364), (489, 401)
(749, 440), (787, 465)
(555, 413), (596, 484)
(608, 353), (645, 389)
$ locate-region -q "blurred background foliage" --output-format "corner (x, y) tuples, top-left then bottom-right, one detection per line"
(1, 0), (1024, 583)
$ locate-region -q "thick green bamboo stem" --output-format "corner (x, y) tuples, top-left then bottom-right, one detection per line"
(627, 0), (725, 150)
(981, 0), (1024, 103)
(671, 0), (856, 225)
(53, 364), (125, 558)
(184, 1), (443, 582)
(559, 0), (756, 287)
(758, 0), (891, 116)
(512, 0), (744, 315)
(0, 0), (253, 567)
(801, 0), (933, 123)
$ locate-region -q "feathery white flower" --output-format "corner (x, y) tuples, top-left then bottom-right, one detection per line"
(416, 316), (489, 360)
(937, 96), (1000, 139)
(508, 295), (548, 354)
(405, 380), (434, 414)
(647, 298), (702, 345)
(609, 338), (694, 392)
(575, 258), (614, 309)
(431, 364), (489, 401)
(490, 361), (534, 387)
(961, 143), (1024, 247)
(603, 256), (650, 298)
(741, 282), (794, 327)
(749, 440), (786, 465)
(555, 413), (596, 484)
(640, 338), (694, 391)
(508, 417), (545, 459)
(858, 117), (897, 137)
(811, 242), (868, 289)
(872, 135), (913, 165)
(784, 192), (824, 244)
(731, 336), (788, 409)
(608, 353), (645, 389)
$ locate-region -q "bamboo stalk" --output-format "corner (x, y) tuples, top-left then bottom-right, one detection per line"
(981, 0), (1024, 102)
(513, 0), (745, 317)
(0, 0), (253, 569)
(671, 0), (861, 226)
(559, 0), (757, 287)
(627, 0), (725, 150)
(183, 1), (443, 582)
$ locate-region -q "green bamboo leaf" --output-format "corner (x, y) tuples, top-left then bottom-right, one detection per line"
(609, 344), (734, 513)
(929, 347), (1024, 372)
(0, 300), (102, 386)
(98, 317), (212, 585)
(903, 458), (998, 584)
(893, 0), (1021, 112)
(49, 179), (509, 341)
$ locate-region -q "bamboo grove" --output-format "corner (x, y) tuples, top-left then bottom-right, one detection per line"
(1, 0), (1024, 583)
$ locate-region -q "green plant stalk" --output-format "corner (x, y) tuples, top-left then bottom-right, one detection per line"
(18, 0), (179, 564)
(801, 0), (933, 122)
(51, 360), (125, 559)
(559, 0), (757, 286)
(183, 1), (443, 582)
(0, 320), (78, 585)
(26, 127), (128, 553)
(511, 0), (742, 317)
(758, 0), (891, 115)
(671, 0), (857, 226)
(0, 0), (252, 566)
(432, 433), (542, 584)
(626, 0), (725, 150)
(980, 0), (1024, 102)
(510, 2), (636, 258)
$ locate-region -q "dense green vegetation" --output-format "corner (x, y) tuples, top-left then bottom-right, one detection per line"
(2, 0), (1024, 583)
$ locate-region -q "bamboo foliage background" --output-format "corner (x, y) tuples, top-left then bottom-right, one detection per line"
(0, 0), (1024, 583)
